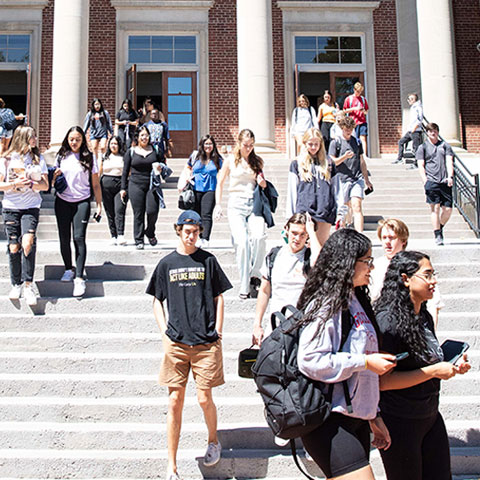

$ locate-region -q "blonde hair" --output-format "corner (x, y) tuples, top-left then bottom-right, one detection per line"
(297, 128), (329, 182)
(377, 218), (410, 247)
(4, 125), (40, 164)
(232, 128), (263, 174)
(297, 94), (310, 108)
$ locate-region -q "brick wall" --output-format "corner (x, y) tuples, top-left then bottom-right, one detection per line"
(373, 0), (402, 154)
(208, 0), (239, 147)
(272, 1), (286, 153)
(38, 0), (54, 150)
(453, 0), (480, 153)
(87, 0), (117, 119)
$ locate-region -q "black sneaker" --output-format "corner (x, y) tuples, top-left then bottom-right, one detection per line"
(148, 236), (158, 246)
(434, 230), (444, 246)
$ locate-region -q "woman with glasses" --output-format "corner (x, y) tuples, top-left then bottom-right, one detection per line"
(374, 250), (470, 480)
(215, 129), (267, 299)
(297, 228), (396, 480)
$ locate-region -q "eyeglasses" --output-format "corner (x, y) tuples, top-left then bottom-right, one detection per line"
(357, 257), (374, 268)
(413, 271), (437, 282)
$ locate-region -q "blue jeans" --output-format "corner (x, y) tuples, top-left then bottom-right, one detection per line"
(227, 195), (266, 295)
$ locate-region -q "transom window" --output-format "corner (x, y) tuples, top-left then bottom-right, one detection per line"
(295, 36), (362, 64)
(128, 35), (196, 64)
(0, 34), (30, 63)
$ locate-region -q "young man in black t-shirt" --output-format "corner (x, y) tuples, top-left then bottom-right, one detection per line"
(146, 210), (232, 480)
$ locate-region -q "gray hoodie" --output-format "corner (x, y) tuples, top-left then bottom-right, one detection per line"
(298, 295), (379, 420)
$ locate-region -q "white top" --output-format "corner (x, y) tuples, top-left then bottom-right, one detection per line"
(102, 153), (123, 177)
(57, 152), (99, 203)
(227, 155), (257, 198)
(0, 152), (47, 210)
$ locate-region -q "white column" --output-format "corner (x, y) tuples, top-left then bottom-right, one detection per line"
(49, 0), (89, 150)
(237, 0), (276, 151)
(416, 0), (460, 146)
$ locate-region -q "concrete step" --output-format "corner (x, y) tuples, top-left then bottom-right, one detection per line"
(1, 372), (478, 398)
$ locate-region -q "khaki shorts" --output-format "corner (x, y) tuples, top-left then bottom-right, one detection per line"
(159, 335), (224, 389)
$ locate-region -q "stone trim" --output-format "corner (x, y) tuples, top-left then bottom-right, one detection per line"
(111, 0), (213, 9)
(0, 0), (49, 7)
(277, 1), (380, 10)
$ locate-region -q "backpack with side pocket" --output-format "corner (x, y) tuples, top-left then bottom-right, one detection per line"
(0, 108), (17, 131)
(252, 304), (353, 479)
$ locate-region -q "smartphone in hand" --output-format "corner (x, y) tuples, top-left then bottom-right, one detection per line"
(93, 212), (102, 223)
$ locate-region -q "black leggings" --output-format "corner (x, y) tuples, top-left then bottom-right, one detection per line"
(54, 196), (91, 278)
(193, 190), (215, 241)
(101, 175), (127, 237)
(379, 411), (451, 480)
(320, 121), (334, 152)
(128, 176), (159, 244)
(301, 413), (371, 478)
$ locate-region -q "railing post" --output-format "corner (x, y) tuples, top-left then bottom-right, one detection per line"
(476, 174), (480, 237)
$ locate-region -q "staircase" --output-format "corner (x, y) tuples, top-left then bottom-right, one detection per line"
(0, 155), (479, 479)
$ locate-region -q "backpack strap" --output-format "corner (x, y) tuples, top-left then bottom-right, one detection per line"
(266, 246), (282, 283)
(302, 247), (311, 277)
(290, 439), (316, 480)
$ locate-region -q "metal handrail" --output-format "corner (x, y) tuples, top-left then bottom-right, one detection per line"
(421, 117), (480, 238)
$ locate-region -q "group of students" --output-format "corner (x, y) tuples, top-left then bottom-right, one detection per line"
(146, 206), (470, 480)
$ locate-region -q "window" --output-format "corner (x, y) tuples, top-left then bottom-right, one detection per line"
(128, 35), (196, 64)
(0, 34), (30, 63)
(295, 36), (362, 64)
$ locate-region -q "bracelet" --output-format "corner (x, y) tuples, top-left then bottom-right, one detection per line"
(364, 355), (368, 370)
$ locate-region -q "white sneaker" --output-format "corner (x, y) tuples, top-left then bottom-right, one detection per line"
(274, 435), (289, 447)
(110, 237), (117, 246)
(23, 284), (38, 306)
(117, 235), (127, 246)
(61, 269), (75, 282)
(73, 278), (86, 297)
(203, 441), (221, 467)
(8, 284), (23, 300)
(202, 239), (209, 248)
(165, 471), (181, 480)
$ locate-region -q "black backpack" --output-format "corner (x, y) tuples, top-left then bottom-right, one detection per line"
(252, 304), (353, 479)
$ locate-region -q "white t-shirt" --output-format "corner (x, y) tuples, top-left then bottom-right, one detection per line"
(261, 245), (308, 315)
(57, 152), (98, 203)
(227, 155), (257, 198)
(0, 152), (47, 210)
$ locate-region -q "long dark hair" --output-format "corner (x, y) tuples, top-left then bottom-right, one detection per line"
(57, 126), (93, 172)
(104, 135), (125, 159)
(374, 251), (431, 360)
(233, 129), (263, 175)
(89, 97), (106, 126)
(132, 125), (151, 147)
(296, 228), (372, 329)
(120, 98), (132, 112)
(196, 134), (222, 170)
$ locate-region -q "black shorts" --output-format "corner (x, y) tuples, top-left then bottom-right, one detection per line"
(424, 181), (452, 207)
(301, 413), (371, 478)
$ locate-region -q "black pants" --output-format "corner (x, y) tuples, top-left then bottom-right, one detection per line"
(128, 176), (159, 245)
(301, 413), (371, 478)
(193, 190), (216, 240)
(101, 175), (127, 237)
(397, 131), (423, 162)
(3, 208), (39, 285)
(320, 121), (334, 152)
(54, 196), (91, 278)
(380, 412), (451, 480)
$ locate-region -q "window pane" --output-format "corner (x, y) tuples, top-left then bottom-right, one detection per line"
(8, 49), (29, 62)
(315, 50), (339, 63)
(340, 37), (361, 50)
(152, 36), (172, 49)
(0, 50), (6, 62)
(295, 50), (316, 64)
(318, 36), (338, 50)
(295, 36), (316, 50)
(168, 77), (192, 94)
(129, 50), (150, 63)
(174, 36), (196, 49)
(0, 36), (7, 48)
(152, 50), (173, 63)
(168, 113), (192, 131)
(168, 96), (192, 112)
(8, 35), (29, 48)
(129, 36), (150, 49)
(341, 51), (362, 64)
(174, 50), (196, 64)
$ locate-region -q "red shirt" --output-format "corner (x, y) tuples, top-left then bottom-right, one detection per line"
(343, 94), (369, 125)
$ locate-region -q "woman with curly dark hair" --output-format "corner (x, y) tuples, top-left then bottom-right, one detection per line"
(297, 228), (396, 480)
(215, 129), (267, 299)
(54, 126), (102, 297)
(374, 250), (470, 480)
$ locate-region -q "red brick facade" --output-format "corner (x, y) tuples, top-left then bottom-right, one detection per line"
(453, 0), (480, 153)
(38, 0), (54, 149)
(272, 2), (286, 153)
(373, 0), (402, 154)
(208, 0), (239, 146)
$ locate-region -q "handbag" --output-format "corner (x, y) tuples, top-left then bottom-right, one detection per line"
(238, 345), (258, 379)
(178, 182), (195, 210)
